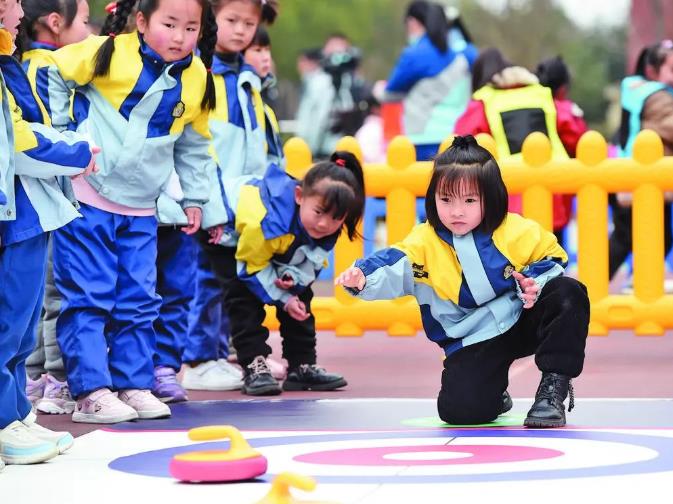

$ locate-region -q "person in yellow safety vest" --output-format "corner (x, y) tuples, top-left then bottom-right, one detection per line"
(455, 48), (585, 241)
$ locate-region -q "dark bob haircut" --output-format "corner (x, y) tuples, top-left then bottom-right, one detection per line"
(425, 135), (508, 235)
(302, 151), (365, 241)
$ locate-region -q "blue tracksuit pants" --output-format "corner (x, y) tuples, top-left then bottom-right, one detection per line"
(154, 226), (196, 371)
(0, 233), (48, 428)
(183, 243), (230, 362)
(53, 204), (160, 398)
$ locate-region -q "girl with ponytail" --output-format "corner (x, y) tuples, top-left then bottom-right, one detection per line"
(337, 136), (590, 429)
(182, 0), (282, 393)
(200, 152), (364, 396)
(35, 0), (224, 424)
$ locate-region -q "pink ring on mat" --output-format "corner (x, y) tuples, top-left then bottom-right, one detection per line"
(169, 454), (268, 482)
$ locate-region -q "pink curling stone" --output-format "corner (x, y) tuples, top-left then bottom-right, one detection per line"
(169, 425), (268, 483)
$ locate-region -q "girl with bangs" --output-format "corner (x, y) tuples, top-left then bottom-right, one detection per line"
(337, 135), (589, 428)
(201, 153), (365, 396)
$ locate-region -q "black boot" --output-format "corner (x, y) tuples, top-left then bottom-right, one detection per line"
(501, 391), (513, 415)
(242, 356), (282, 396)
(282, 364), (347, 391)
(524, 372), (574, 428)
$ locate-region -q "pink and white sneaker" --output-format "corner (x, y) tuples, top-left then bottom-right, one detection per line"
(36, 374), (76, 415)
(72, 388), (139, 424)
(26, 375), (46, 406)
(118, 389), (171, 419)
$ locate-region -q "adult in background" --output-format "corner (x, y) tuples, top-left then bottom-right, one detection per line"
(382, 1), (478, 160)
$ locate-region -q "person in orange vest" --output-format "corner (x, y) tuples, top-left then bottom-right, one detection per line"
(455, 48), (586, 241)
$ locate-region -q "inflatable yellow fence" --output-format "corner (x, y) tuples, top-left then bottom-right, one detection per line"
(264, 130), (672, 336)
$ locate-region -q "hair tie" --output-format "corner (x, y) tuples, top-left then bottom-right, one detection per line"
(261, 0), (268, 5)
(206, 68), (212, 73)
(335, 158), (346, 167)
(108, 33), (116, 39)
(105, 2), (117, 14)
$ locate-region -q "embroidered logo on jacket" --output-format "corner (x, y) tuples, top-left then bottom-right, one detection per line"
(172, 101), (185, 118)
(412, 263), (429, 279)
(503, 264), (515, 279)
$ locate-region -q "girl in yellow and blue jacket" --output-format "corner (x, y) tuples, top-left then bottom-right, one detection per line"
(337, 135), (590, 429)
(181, 0), (279, 394)
(244, 25), (284, 168)
(202, 152), (365, 396)
(21, 0), (92, 417)
(35, 0), (220, 424)
(0, 2), (95, 468)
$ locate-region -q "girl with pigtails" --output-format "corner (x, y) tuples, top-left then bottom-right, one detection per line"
(36, 0), (222, 424)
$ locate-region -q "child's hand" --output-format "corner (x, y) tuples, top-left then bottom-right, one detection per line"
(79, 146), (101, 178)
(274, 274), (294, 290)
(334, 267), (366, 291)
(284, 295), (309, 321)
(512, 271), (539, 309)
(182, 207), (202, 235)
(207, 225), (223, 244)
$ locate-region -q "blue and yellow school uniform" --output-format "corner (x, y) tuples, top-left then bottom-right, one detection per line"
(0, 34), (92, 429)
(225, 164), (337, 306)
(35, 32), (212, 397)
(349, 214), (567, 356)
(201, 54), (267, 236)
(185, 54), (268, 364)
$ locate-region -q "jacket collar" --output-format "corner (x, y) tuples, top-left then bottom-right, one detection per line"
(137, 32), (193, 74)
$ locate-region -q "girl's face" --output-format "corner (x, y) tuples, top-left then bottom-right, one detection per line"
(3, 0), (23, 39)
(655, 53), (673, 87)
(435, 180), (483, 236)
(57, 0), (91, 46)
(244, 44), (271, 77)
(215, 0), (259, 54)
(295, 186), (347, 240)
(136, 0), (202, 62)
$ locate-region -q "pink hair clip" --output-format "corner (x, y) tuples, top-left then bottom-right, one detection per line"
(335, 158), (346, 167)
(105, 2), (117, 14)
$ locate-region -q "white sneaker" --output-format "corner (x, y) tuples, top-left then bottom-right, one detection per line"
(0, 421), (58, 464)
(182, 360), (243, 391)
(118, 389), (171, 419)
(72, 388), (139, 424)
(36, 374), (76, 415)
(216, 359), (244, 378)
(21, 411), (74, 454)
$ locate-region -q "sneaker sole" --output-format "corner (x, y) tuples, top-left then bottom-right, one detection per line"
(181, 381), (243, 391)
(136, 409), (172, 420)
(242, 384), (282, 396)
(55, 434), (74, 454)
(158, 394), (189, 404)
(282, 378), (348, 392)
(1, 446), (59, 465)
(36, 399), (76, 415)
(523, 417), (566, 428)
(72, 410), (139, 424)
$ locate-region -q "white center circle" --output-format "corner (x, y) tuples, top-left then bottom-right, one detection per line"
(383, 451), (474, 461)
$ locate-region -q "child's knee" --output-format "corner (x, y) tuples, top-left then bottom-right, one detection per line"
(437, 391), (501, 425)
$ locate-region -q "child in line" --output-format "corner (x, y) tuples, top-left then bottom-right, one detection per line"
(21, 0), (91, 415)
(0, 0), (96, 467)
(39, 0), (219, 423)
(336, 136), (589, 428)
(243, 25), (284, 168)
(610, 41), (673, 280)
(202, 153), (365, 396)
(184, 0), (278, 392)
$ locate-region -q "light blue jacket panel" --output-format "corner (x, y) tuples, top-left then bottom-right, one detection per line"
(619, 75), (671, 157)
(0, 54), (91, 245)
(36, 33), (212, 211)
(385, 33), (478, 145)
(0, 72), (15, 222)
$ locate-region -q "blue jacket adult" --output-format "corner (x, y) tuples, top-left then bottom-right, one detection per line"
(385, 31), (478, 146)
